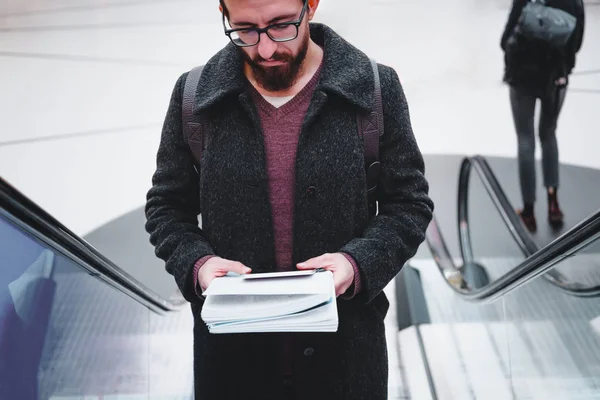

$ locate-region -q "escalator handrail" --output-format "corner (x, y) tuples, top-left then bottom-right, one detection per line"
(460, 155), (600, 297)
(427, 208), (600, 302)
(0, 176), (184, 313)
(458, 155), (538, 264)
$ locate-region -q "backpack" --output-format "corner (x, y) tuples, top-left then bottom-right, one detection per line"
(515, 0), (577, 51)
(182, 60), (383, 217)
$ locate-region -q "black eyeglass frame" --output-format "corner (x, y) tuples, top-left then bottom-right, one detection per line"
(222, 0), (309, 47)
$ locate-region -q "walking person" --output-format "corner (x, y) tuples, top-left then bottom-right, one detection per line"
(501, 0), (585, 232)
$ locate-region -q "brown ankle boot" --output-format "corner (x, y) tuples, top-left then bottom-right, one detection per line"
(548, 202), (564, 228)
(517, 209), (537, 233)
(547, 187), (564, 228)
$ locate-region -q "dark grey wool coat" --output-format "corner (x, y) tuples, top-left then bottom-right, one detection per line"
(145, 23), (433, 400)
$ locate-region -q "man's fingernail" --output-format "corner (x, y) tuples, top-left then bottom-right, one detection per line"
(245, 268), (252, 273)
(298, 263), (306, 268)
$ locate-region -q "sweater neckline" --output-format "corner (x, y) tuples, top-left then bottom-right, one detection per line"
(250, 61), (323, 119)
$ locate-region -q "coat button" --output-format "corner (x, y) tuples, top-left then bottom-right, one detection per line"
(306, 186), (317, 196)
(303, 347), (315, 356)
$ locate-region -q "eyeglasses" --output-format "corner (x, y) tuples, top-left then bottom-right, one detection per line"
(223, 0), (308, 47)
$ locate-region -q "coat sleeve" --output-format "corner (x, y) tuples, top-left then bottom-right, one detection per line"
(500, 0), (528, 51)
(340, 65), (434, 304)
(145, 72), (215, 304)
(566, 0), (585, 74)
(573, 0), (585, 54)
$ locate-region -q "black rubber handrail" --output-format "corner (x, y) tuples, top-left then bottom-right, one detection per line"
(426, 155), (600, 302)
(0, 176), (184, 313)
(427, 210), (600, 302)
(463, 155), (600, 297)
(458, 156), (539, 265)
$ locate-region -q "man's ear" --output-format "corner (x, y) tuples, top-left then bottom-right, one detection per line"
(307, 0), (320, 21)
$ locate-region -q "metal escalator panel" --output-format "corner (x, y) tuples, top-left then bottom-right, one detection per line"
(415, 155), (600, 399)
(501, 238), (600, 399)
(413, 218), (600, 399)
(0, 211), (194, 399)
(419, 237), (600, 398)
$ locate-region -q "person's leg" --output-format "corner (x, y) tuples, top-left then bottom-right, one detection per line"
(539, 86), (567, 227)
(509, 86), (538, 232)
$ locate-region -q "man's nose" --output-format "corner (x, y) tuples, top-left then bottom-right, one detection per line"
(257, 32), (278, 60)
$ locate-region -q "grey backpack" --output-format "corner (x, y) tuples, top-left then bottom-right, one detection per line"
(516, 0), (577, 50)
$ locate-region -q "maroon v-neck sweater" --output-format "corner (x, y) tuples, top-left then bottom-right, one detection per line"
(194, 65), (362, 298)
(251, 67), (320, 271)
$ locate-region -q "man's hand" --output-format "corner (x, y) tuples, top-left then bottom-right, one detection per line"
(198, 257), (251, 292)
(297, 253), (354, 297)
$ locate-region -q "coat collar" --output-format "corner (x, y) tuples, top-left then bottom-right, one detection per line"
(194, 23), (374, 113)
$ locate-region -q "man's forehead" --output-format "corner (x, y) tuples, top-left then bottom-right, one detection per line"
(224, 0), (303, 17)
(223, 0), (302, 7)
(225, 0), (303, 26)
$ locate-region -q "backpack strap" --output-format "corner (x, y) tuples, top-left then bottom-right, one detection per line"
(182, 65), (206, 169)
(357, 59), (384, 216)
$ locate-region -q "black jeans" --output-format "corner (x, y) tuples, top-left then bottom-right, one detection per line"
(509, 85), (567, 204)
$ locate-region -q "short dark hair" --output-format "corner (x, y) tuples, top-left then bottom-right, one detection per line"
(220, 0), (305, 19)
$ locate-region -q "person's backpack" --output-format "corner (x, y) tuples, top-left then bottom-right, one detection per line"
(182, 60), (383, 217)
(515, 0), (577, 51)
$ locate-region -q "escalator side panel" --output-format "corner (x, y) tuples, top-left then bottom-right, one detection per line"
(0, 213), (194, 399)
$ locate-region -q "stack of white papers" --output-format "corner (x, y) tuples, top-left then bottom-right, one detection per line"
(201, 270), (338, 334)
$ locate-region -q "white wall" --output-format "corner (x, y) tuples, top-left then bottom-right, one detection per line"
(0, 0), (598, 236)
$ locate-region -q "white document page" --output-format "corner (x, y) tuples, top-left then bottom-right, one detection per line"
(203, 269), (334, 296)
(202, 293), (331, 322)
(201, 270), (338, 334)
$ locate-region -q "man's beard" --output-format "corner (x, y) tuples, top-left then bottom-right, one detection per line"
(242, 31), (309, 92)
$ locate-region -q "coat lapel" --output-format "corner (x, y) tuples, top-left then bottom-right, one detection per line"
(301, 91), (328, 133)
(194, 23), (375, 115)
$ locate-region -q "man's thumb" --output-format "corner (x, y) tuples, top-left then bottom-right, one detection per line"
(226, 261), (252, 275)
(297, 256), (323, 270)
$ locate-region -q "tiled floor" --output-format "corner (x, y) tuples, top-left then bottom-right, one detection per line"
(408, 258), (600, 399)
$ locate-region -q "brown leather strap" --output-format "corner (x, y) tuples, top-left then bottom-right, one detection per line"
(182, 65), (205, 167)
(357, 59), (383, 216)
